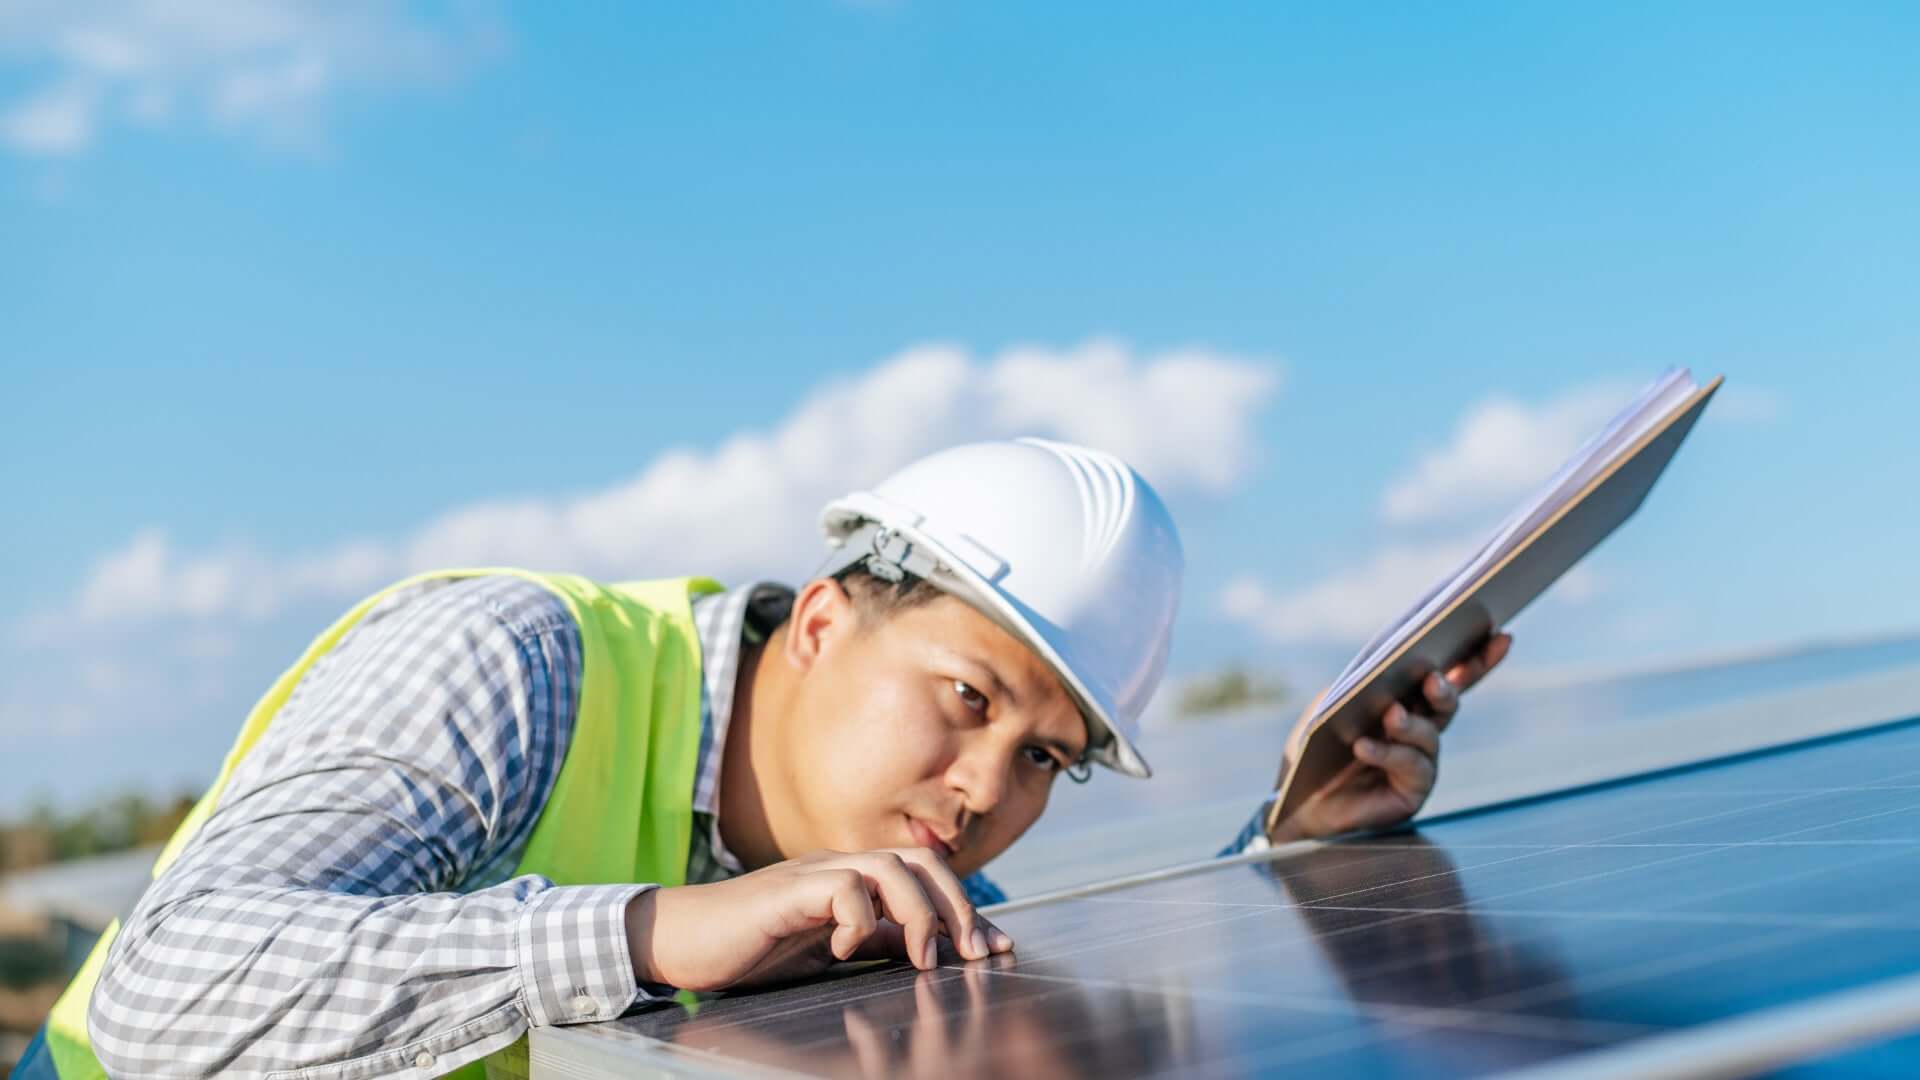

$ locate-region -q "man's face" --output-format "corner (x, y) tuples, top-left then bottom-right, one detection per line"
(769, 579), (1089, 878)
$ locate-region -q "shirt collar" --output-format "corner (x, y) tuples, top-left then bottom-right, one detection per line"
(690, 581), (795, 871)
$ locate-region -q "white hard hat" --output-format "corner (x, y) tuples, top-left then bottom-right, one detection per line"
(817, 437), (1184, 779)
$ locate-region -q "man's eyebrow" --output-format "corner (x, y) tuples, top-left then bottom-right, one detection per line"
(1036, 732), (1087, 761)
(931, 646), (1021, 709)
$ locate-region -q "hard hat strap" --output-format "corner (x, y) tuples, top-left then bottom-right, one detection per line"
(817, 522), (951, 586)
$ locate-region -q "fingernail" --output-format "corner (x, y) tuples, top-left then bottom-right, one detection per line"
(989, 928), (1014, 952)
(970, 928), (988, 959)
(922, 939), (938, 969)
(1354, 737), (1375, 759)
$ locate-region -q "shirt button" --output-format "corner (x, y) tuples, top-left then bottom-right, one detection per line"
(414, 1050), (435, 1069)
(572, 994), (597, 1017)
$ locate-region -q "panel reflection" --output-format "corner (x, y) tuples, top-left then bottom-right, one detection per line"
(1261, 834), (1573, 1010)
(635, 836), (1590, 1077)
(654, 956), (1198, 1078)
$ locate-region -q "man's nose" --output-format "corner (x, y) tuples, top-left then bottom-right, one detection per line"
(946, 737), (1009, 819)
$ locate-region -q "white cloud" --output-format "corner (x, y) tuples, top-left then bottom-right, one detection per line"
(34, 338), (1282, 630)
(1218, 545), (1602, 648)
(1219, 542), (1475, 646)
(984, 341), (1280, 493)
(0, 80), (99, 154)
(1380, 373), (1782, 529)
(1380, 381), (1634, 525)
(0, 0), (506, 157)
(1222, 374), (1656, 648)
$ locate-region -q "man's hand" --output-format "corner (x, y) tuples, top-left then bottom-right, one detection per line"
(1271, 632), (1512, 844)
(626, 847), (1016, 993)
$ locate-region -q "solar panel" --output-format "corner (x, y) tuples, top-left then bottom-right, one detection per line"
(984, 642), (1920, 898)
(534, 713), (1920, 1077)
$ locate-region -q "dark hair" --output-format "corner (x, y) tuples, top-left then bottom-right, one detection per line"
(830, 563), (945, 623)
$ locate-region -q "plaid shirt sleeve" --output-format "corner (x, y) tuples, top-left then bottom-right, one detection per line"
(86, 576), (662, 1080)
(1218, 797), (1278, 857)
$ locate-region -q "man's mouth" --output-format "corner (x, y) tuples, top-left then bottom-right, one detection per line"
(905, 815), (955, 860)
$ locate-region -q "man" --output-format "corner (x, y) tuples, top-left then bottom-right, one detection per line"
(24, 438), (1506, 1079)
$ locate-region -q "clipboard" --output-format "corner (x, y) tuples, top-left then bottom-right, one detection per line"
(1265, 375), (1724, 835)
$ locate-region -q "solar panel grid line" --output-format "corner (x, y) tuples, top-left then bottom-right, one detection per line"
(1489, 970), (1920, 1080)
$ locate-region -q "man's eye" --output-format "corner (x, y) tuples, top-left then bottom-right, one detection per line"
(953, 680), (989, 713)
(1023, 746), (1064, 772)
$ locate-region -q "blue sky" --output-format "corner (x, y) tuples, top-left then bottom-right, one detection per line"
(4, 2), (1918, 812)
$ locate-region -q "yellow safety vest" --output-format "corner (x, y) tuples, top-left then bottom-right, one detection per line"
(42, 569), (722, 1080)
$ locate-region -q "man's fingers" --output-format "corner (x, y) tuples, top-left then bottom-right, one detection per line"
(1353, 737), (1436, 797)
(821, 869), (880, 961)
(1411, 675), (1459, 728)
(851, 853), (944, 970)
(1486, 631), (1513, 670)
(893, 848), (996, 960)
(842, 1008), (893, 1079)
(1383, 706), (1441, 757)
(845, 922), (912, 962)
(1445, 632), (1513, 691)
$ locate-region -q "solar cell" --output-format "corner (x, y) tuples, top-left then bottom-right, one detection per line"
(534, 713), (1920, 1078)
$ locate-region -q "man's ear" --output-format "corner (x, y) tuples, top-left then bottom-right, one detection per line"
(783, 577), (861, 673)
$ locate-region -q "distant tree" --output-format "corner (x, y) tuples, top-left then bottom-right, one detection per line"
(137, 794), (197, 846)
(1174, 667), (1289, 720)
(1, 788), (200, 868)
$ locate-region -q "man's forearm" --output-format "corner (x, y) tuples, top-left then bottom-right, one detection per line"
(92, 861), (656, 1079)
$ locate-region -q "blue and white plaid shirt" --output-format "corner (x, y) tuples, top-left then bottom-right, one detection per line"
(87, 575), (1263, 1078)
